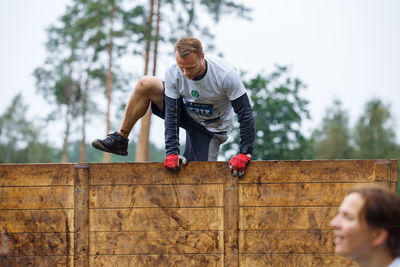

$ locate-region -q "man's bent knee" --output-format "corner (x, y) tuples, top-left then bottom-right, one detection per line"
(135, 76), (164, 108)
(136, 76), (163, 93)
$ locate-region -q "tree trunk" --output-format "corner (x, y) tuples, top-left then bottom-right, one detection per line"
(135, 0), (155, 162)
(61, 107), (71, 163)
(146, 0), (161, 159)
(104, 5), (116, 163)
(79, 69), (90, 163)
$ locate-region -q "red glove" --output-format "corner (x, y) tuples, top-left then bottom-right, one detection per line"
(164, 154), (187, 170)
(229, 153), (251, 177)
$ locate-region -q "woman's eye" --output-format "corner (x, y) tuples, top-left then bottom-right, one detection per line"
(342, 213), (353, 220)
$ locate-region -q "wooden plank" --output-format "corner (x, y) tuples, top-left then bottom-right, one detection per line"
(0, 164), (74, 186)
(374, 160), (392, 189)
(90, 184), (223, 208)
(74, 164), (89, 267)
(239, 207), (336, 230)
(390, 160), (398, 193)
(0, 256), (73, 267)
(88, 162), (226, 185)
(90, 231), (223, 254)
(90, 255), (223, 267)
(0, 186), (73, 209)
(239, 254), (356, 267)
(239, 183), (356, 207)
(0, 233), (73, 256)
(391, 182), (398, 194)
(90, 208), (223, 231)
(0, 210), (73, 233)
(239, 230), (334, 253)
(224, 173), (239, 267)
(390, 160), (398, 182)
(374, 160), (392, 182)
(242, 160), (376, 183)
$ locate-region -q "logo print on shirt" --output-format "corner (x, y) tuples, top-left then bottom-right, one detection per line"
(185, 102), (213, 117)
(191, 90), (199, 98)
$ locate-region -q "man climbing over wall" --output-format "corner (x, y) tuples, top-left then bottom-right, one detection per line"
(92, 37), (255, 177)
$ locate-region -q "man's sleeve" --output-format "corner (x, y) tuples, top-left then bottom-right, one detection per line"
(164, 95), (180, 156)
(231, 93), (255, 155)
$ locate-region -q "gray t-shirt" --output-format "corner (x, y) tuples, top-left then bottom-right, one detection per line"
(164, 56), (246, 132)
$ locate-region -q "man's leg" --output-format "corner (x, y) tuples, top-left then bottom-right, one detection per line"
(92, 76), (164, 156)
(119, 76), (164, 138)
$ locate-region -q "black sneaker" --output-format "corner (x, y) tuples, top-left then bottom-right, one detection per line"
(92, 131), (129, 156)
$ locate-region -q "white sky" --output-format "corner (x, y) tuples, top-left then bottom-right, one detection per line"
(1, 0), (400, 150)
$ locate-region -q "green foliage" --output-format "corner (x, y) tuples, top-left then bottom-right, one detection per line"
(0, 94), (58, 163)
(312, 100), (354, 159)
(160, 0), (251, 52)
(221, 66), (313, 160)
(353, 99), (400, 159)
(312, 98), (400, 160)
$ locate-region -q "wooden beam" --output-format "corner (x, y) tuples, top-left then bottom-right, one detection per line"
(224, 173), (239, 267)
(74, 164), (89, 267)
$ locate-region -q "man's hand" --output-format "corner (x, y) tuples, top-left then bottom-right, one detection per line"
(229, 153), (251, 177)
(164, 154), (187, 170)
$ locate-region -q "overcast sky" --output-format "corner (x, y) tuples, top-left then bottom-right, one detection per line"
(1, 0), (399, 149)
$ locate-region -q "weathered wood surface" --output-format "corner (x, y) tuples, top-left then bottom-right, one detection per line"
(240, 207), (336, 230)
(90, 255), (223, 267)
(0, 233), (73, 256)
(239, 255), (356, 267)
(0, 164), (74, 186)
(224, 172), (239, 266)
(241, 160), (378, 183)
(0, 186), (73, 209)
(90, 208), (224, 231)
(239, 183), (356, 206)
(0, 210), (73, 233)
(88, 162), (227, 185)
(74, 165), (89, 266)
(90, 231), (223, 254)
(0, 160), (397, 267)
(90, 184), (223, 208)
(240, 230), (334, 253)
(0, 256), (73, 267)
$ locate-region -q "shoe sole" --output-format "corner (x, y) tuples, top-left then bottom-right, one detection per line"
(92, 140), (128, 156)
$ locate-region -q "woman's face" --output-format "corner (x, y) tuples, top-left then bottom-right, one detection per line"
(330, 193), (377, 260)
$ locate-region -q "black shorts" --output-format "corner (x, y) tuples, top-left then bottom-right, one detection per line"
(151, 87), (227, 161)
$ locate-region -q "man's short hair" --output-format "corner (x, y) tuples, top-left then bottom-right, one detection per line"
(174, 37), (203, 58)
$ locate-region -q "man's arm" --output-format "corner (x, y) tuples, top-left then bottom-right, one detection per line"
(164, 95), (181, 156)
(231, 93), (255, 154)
(164, 95), (187, 170)
(229, 92), (255, 177)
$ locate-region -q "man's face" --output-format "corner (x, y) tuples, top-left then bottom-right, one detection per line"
(175, 52), (205, 80)
(330, 193), (377, 260)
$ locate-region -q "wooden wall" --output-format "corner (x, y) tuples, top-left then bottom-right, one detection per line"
(0, 160), (397, 267)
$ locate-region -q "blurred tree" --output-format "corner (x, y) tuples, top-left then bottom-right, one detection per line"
(221, 66), (313, 160)
(312, 100), (354, 159)
(71, 0), (144, 162)
(0, 94), (58, 163)
(135, 0), (158, 162)
(33, 3), (84, 163)
(353, 99), (400, 159)
(133, 0), (252, 161)
(162, 0), (251, 47)
(35, 0), (141, 163)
